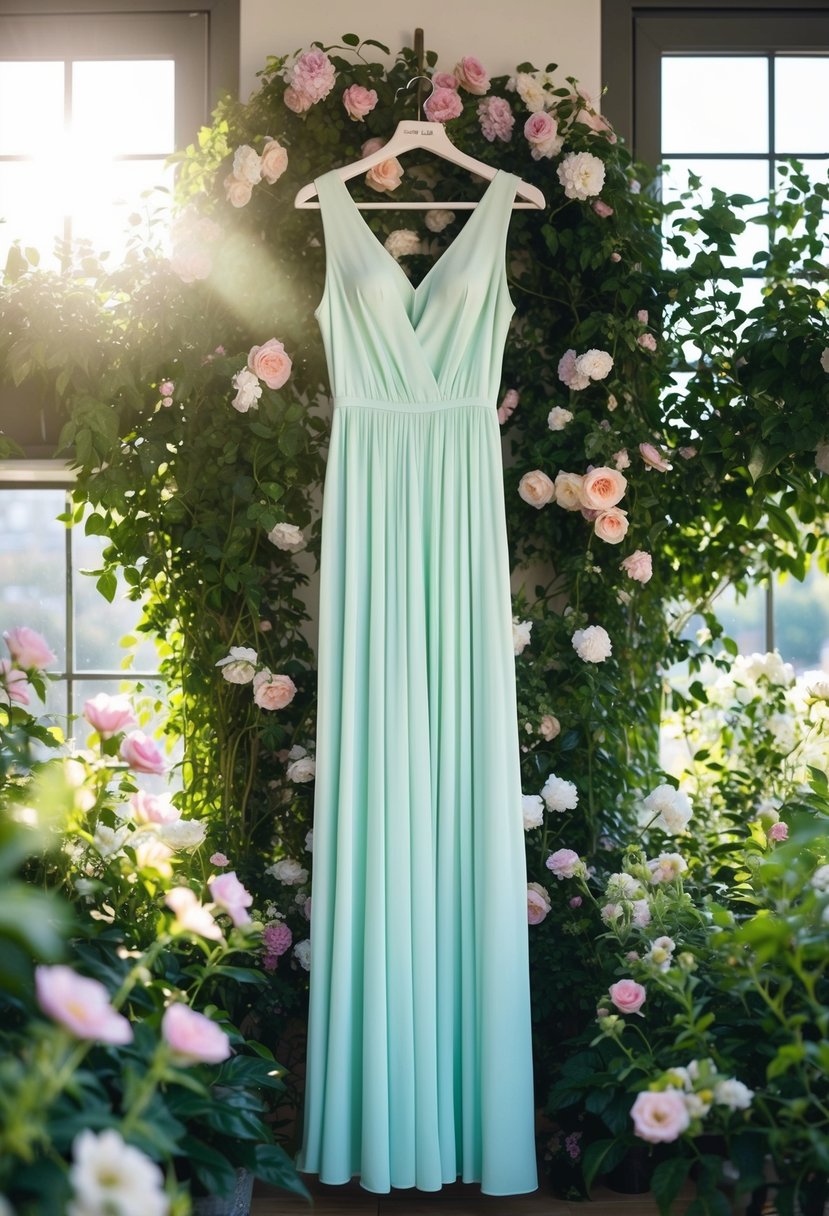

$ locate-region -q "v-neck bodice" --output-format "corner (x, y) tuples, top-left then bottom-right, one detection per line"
(313, 167), (519, 407)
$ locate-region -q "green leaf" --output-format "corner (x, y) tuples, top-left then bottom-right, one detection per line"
(582, 1137), (628, 1190)
(181, 1136), (238, 1196)
(651, 1156), (691, 1216)
(84, 512), (109, 537)
(341, 32), (360, 45)
(96, 569), (118, 603)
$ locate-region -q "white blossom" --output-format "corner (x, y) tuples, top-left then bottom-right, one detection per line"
(159, 819), (207, 852)
(215, 646), (258, 684)
(512, 618), (533, 656)
(384, 229), (421, 260)
(68, 1129), (169, 1216)
(231, 367), (262, 413)
(713, 1079), (754, 1111)
(643, 784), (692, 835)
(425, 209), (455, 233)
(287, 756), (316, 783)
(232, 144), (263, 185)
(575, 349), (613, 381)
(572, 625), (612, 663)
(541, 773), (579, 814)
(522, 794), (545, 831)
(268, 857), (309, 885)
(92, 824), (130, 860)
(268, 522), (305, 551)
(294, 938), (311, 970)
(547, 406), (573, 431)
(557, 151), (606, 200)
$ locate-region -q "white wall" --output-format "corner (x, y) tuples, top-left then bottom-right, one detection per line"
(239, 0), (601, 104)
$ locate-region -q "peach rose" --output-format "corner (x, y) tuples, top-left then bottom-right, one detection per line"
(453, 56), (490, 95)
(253, 670), (297, 711)
(343, 84), (378, 120)
(223, 174), (253, 208)
(581, 465), (627, 509)
(554, 471), (585, 511)
(539, 714), (561, 741)
(260, 139), (288, 184)
(366, 156), (404, 193)
(283, 85), (312, 113)
(518, 470), (555, 509)
(247, 338), (292, 390)
(594, 507), (629, 545)
(621, 549), (653, 583)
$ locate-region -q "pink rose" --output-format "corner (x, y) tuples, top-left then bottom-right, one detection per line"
(283, 85), (312, 114)
(497, 388), (519, 424)
(594, 507), (629, 545)
(613, 449), (630, 470)
(638, 332), (657, 352)
(518, 469), (555, 509)
(248, 338), (292, 390)
(768, 822), (788, 842)
(609, 979), (647, 1015)
(260, 139), (288, 184)
(610, 251), (622, 263)
(130, 790), (180, 825)
(593, 199), (614, 217)
(35, 965), (132, 1045)
(581, 466), (627, 509)
(679, 446), (697, 460)
(286, 49), (336, 105)
(120, 731), (166, 775)
(342, 84), (378, 120)
(162, 1002), (231, 1064)
(424, 87), (463, 124)
(569, 896), (583, 909)
(4, 626), (55, 670)
(210, 852), (229, 867)
(640, 442), (672, 472)
(366, 157), (404, 193)
(0, 659), (31, 705)
(83, 693), (136, 738)
(159, 380), (174, 396)
(631, 1090), (690, 1144)
(557, 348), (589, 391)
(477, 95), (514, 143)
(223, 174), (252, 208)
(209, 870), (253, 927)
(432, 71), (459, 91)
(523, 111), (562, 160)
(546, 848), (582, 880)
(454, 55), (490, 95)
(637, 309), (649, 324)
(527, 882), (551, 924)
(170, 241), (212, 282)
(539, 714), (561, 740)
(253, 670), (297, 711)
(621, 550), (653, 583)
(361, 136), (386, 157)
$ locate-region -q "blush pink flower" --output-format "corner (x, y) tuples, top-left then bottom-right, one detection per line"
(208, 870), (253, 927)
(4, 626), (55, 670)
(366, 157), (404, 193)
(477, 96), (514, 142)
(210, 852), (229, 867)
(283, 86), (312, 114)
(253, 670), (297, 711)
(130, 790), (180, 825)
(610, 251), (622, 262)
(621, 550), (653, 583)
(83, 693), (136, 738)
(518, 469), (556, 509)
(679, 446), (697, 460)
(637, 309), (649, 324)
(497, 387), (519, 424)
(613, 449), (630, 471)
(285, 49), (336, 106)
(120, 731), (166, 775)
(539, 713), (560, 740)
(0, 659), (31, 705)
(631, 1090), (690, 1143)
(546, 848), (583, 880)
(162, 1003), (231, 1064)
(593, 199), (614, 218)
(424, 87), (463, 124)
(609, 978), (647, 1015)
(165, 887), (223, 941)
(768, 822), (788, 842)
(432, 71), (459, 91)
(247, 338), (292, 390)
(640, 442), (672, 472)
(594, 507), (629, 545)
(638, 332), (657, 352)
(35, 965), (132, 1044)
(569, 896), (583, 908)
(527, 882), (552, 924)
(557, 348), (589, 391)
(260, 139), (288, 184)
(159, 380), (174, 397)
(523, 111), (562, 160)
(342, 84), (378, 120)
(581, 466), (627, 509)
(262, 921), (293, 971)
(454, 55), (490, 95)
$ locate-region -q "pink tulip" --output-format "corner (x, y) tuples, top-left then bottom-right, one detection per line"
(161, 1003), (231, 1064)
(4, 626), (55, 670)
(35, 965), (132, 1044)
(120, 731), (166, 774)
(83, 693), (136, 738)
(208, 871), (253, 927)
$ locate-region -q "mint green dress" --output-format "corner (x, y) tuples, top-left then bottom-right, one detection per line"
(296, 168), (537, 1195)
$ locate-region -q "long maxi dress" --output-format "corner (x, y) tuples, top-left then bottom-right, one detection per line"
(296, 167), (538, 1196)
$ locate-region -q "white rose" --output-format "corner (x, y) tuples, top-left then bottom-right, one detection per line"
(648, 852), (687, 883)
(294, 938), (311, 970)
(557, 151), (607, 200)
(631, 898), (652, 928)
(268, 857), (309, 885)
(714, 1079), (754, 1111)
(159, 819), (207, 851)
(554, 471), (585, 511)
(92, 824), (130, 859)
(601, 902), (623, 924)
(547, 406), (573, 431)
(807, 678), (829, 701)
(606, 872), (641, 900)
(231, 367), (262, 413)
(232, 144), (262, 185)
(522, 794), (545, 831)
(768, 712), (796, 754)
(575, 349), (614, 381)
(287, 756), (316, 783)
(643, 784), (692, 835)
(514, 72), (548, 113)
(425, 209), (455, 233)
(811, 864), (829, 891)
(268, 521), (305, 551)
(384, 229), (421, 260)
(683, 1092), (711, 1118)
(215, 646), (258, 684)
(572, 625), (612, 663)
(541, 773), (579, 813)
(513, 618), (533, 655)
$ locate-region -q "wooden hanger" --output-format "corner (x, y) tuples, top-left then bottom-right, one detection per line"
(294, 75), (546, 212)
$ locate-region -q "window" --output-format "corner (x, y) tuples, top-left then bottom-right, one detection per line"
(602, 0), (829, 672)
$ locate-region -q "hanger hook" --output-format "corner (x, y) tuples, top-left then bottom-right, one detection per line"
(393, 73), (436, 121)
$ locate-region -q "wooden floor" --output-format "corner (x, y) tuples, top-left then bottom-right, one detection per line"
(251, 1175), (697, 1214)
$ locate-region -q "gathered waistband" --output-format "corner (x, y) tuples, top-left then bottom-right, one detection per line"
(333, 395), (494, 415)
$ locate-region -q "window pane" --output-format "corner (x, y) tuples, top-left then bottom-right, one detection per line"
(774, 566), (829, 676)
(0, 489), (67, 670)
(775, 57), (829, 154)
(70, 158), (173, 257)
(73, 518), (159, 673)
(0, 161), (65, 267)
(662, 57), (769, 154)
(0, 61), (65, 156)
(71, 60), (175, 155)
(661, 158), (769, 270)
